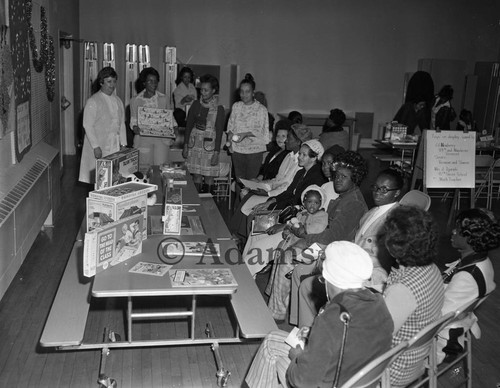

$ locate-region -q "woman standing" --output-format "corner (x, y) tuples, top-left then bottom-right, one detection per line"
(182, 74), (225, 193)
(79, 67), (127, 184)
(227, 73), (270, 180)
(130, 67), (170, 169)
(173, 66), (197, 127)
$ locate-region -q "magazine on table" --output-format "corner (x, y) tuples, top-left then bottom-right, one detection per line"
(128, 261), (171, 277)
(181, 215), (206, 235)
(169, 268), (237, 288)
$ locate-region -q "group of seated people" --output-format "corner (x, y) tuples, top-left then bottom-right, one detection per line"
(224, 111), (500, 387)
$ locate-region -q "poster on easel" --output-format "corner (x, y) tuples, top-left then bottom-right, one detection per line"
(423, 130), (476, 188)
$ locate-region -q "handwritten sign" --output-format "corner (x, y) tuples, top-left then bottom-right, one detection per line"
(424, 130), (476, 188)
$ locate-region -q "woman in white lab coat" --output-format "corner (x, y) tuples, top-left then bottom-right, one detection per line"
(79, 67), (127, 184)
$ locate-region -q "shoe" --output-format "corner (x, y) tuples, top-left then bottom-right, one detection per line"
(258, 262), (273, 275)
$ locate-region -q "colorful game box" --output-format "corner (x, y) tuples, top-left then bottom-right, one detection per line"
(95, 148), (140, 190)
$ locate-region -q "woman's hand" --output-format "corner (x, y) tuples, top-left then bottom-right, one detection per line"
(181, 95), (194, 105)
(288, 345), (303, 360)
(210, 152), (219, 166)
(232, 132), (254, 143)
(282, 228), (291, 239)
(291, 224), (306, 238)
(252, 199), (275, 213)
(182, 145), (188, 159)
(266, 223), (285, 235)
(132, 125), (141, 135)
(94, 147), (102, 159)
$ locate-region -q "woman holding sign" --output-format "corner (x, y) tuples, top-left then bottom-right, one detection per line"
(130, 67), (170, 169)
(182, 74), (225, 193)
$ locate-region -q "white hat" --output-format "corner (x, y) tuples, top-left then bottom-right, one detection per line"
(302, 139), (325, 160)
(301, 184), (328, 209)
(322, 241), (373, 289)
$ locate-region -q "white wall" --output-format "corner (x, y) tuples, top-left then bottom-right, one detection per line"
(79, 0), (500, 131)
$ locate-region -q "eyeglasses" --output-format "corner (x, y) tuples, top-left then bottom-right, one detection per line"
(370, 185), (399, 194)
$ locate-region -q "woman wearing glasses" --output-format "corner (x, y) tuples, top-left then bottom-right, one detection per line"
(291, 168), (405, 326)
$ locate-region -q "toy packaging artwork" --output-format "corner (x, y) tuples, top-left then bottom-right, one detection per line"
(87, 182), (157, 240)
(83, 214), (144, 277)
(95, 148), (140, 190)
(138, 107), (177, 138)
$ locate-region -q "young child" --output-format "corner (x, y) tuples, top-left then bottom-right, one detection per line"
(283, 185), (328, 246)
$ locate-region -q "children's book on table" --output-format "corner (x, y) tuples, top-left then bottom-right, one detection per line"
(160, 240), (221, 257)
(83, 213), (144, 277)
(170, 268), (237, 288)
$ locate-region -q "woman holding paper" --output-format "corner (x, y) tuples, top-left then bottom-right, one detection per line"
(182, 74), (225, 193)
(130, 67), (170, 169)
(79, 67), (127, 184)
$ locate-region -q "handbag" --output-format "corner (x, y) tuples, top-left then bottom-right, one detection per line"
(278, 205), (299, 224)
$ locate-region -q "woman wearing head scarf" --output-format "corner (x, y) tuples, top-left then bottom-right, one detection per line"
(229, 123), (312, 242)
(79, 67), (127, 184)
(241, 139), (327, 277)
(245, 241), (393, 388)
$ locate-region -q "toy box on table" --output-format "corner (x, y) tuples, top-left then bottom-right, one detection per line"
(86, 182), (157, 240)
(83, 213), (144, 277)
(95, 148), (139, 189)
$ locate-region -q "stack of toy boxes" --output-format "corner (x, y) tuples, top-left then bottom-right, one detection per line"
(95, 148), (140, 190)
(86, 181), (157, 240)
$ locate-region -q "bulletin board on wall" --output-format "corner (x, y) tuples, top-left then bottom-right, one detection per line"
(7, 0), (52, 164)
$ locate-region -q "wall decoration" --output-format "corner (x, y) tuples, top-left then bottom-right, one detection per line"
(0, 24), (13, 139)
(9, 0), (32, 162)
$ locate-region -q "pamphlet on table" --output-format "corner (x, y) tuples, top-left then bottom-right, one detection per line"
(128, 261), (171, 277)
(170, 268), (237, 288)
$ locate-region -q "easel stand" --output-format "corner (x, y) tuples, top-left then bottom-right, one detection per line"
(412, 129), (477, 230)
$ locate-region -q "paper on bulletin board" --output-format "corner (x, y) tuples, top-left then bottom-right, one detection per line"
(424, 130), (476, 188)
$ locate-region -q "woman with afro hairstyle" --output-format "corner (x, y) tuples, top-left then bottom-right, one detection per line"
(437, 208), (500, 363)
(383, 206), (444, 386)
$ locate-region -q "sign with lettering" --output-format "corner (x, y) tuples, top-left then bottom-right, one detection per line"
(424, 130), (476, 188)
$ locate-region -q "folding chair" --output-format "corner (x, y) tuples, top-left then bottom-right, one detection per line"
(487, 158), (500, 209)
(213, 150), (232, 209)
(473, 154), (494, 208)
(339, 341), (409, 388)
(403, 311), (456, 388)
(436, 295), (490, 388)
(399, 189), (432, 211)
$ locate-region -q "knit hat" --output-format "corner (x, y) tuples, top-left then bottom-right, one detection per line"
(301, 184), (328, 209)
(291, 123), (313, 143)
(302, 139), (325, 160)
(322, 241), (373, 289)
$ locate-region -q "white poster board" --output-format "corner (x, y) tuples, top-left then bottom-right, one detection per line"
(424, 130), (476, 189)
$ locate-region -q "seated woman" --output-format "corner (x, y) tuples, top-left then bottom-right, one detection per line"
(241, 140), (327, 276)
(432, 85), (455, 130)
(294, 168), (404, 327)
(319, 108), (349, 151)
(382, 206), (444, 386)
(245, 241), (394, 388)
(229, 123), (311, 241)
(437, 208), (499, 364)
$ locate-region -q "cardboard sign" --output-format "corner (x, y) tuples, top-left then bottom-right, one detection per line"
(424, 130), (476, 188)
